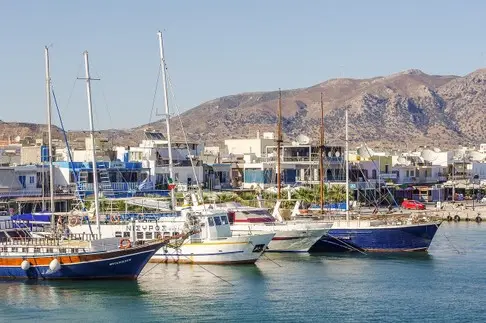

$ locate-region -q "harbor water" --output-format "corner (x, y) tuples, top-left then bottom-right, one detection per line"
(1, 223), (485, 322)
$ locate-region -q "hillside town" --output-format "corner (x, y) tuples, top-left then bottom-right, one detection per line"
(1, 129), (485, 214)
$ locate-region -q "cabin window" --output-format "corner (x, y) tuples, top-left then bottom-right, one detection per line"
(47, 248), (53, 253)
(59, 248), (66, 254)
(72, 248), (78, 253)
(34, 247), (41, 253)
(17, 247), (22, 253)
(220, 215), (229, 225)
(115, 231), (122, 238)
(214, 216), (222, 226)
(208, 217), (215, 227)
(155, 232), (161, 239)
(163, 232), (171, 238)
(172, 232), (179, 236)
(123, 232), (130, 238)
(136, 232), (144, 240)
(29, 176), (35, 184)
(145, 232), (153, 240)
(22, 247), (28, 253)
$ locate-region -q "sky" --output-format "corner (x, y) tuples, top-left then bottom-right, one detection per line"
(1, 0), (486, 130)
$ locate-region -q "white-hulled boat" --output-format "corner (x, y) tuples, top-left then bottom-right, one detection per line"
(191, 201), (331, 253)
(67, 208), (274, 264)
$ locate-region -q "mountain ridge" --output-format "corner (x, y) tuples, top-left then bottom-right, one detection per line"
(2, 68), (486, 150)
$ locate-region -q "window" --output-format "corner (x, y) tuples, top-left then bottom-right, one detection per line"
(214, 216), (222, 226)
(172, 232), (179, 236)
(416, 170), (420, 177)
(29, 176), (35, 184)
(163, 232), (171, 238)
(371, 169), (377, 179)
(115, 231), (122, 238)
(59, 248), (66, 254)
(34, 247), (40, 253)
(136, 232), (144, 240)
(145, 232), (153, 240)
(123, 232), (130, 238)
(220, 215), (228, 225)
(208, 217), (215, 227)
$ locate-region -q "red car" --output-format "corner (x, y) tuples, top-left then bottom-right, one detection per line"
(401, 200), (426, 210)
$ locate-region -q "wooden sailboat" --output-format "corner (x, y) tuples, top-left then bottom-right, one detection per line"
(0, 48), (167, 280)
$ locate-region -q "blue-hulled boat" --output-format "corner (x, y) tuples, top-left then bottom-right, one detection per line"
(310, 220), (441, 252)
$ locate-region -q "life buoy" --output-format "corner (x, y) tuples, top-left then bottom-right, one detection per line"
(476, 216), (482, 223)
(119, 238), (131, 249)
(454, 215), (460, 222)
(68, 216), (80, 226)
(110, 214), (121, 223)
(466, 217), (471, 222)
(138, 214), (145, 221)
(446, 215), (452, 221)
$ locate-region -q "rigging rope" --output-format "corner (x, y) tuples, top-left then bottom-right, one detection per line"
(165, 70), (205, 206)
(52, 87), (93, 237)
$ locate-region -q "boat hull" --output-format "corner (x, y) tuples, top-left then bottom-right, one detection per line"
(150, 233), (274, 264)
(0, 243), (162, 280)
(232, 226), (329, 253)
(310, 222), (441, 253)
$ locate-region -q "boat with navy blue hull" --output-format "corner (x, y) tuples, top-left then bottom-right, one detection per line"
(310, 220), (441, 253)
(0, 236), (167, 280)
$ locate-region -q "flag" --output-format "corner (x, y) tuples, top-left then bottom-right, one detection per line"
(168, 177), (176, 190)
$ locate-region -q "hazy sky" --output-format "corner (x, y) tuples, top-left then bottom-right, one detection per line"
(1, 0), (485, 130)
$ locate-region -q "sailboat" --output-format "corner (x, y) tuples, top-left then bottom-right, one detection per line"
(310, 105), (442, 252)
(68, 31), (275, 264)
(0, 48), (168, 280)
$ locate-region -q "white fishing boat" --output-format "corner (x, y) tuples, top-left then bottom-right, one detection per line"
(68, 208), (274, 264)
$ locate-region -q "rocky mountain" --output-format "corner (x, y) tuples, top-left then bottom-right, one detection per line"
(3, 68), (486, 149)
(141, 69), (477, 149)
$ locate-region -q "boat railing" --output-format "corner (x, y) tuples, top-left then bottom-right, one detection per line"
(0, 233), (100, 246)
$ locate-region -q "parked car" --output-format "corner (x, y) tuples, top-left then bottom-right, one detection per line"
(401, 200), (426, 210)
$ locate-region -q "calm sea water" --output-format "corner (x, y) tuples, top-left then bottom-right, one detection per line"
(1, 223), (485, 323)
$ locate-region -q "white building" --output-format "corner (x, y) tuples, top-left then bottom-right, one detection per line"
(224, 132), (276, 158)
(117, 130), (204, 188)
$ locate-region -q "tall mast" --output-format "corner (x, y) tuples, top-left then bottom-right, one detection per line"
(345, 106), (350, 225)
(45, 46), (56, 229)
(157, 31), (176, 210)
(319, 92), (324, 213)
(83, 51), (101, 238)
(276, 89), (282, 200)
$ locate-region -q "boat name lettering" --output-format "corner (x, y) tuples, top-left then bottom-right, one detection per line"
(125, 225), (161, 231)
(109, 258), (132, 266)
